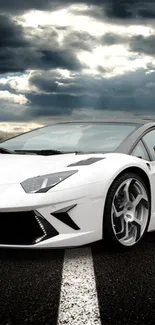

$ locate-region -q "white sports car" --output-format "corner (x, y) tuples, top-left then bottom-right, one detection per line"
(0, 120), (155, 249)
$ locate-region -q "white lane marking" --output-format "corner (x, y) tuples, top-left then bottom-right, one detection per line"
(57, 246), (101, 325)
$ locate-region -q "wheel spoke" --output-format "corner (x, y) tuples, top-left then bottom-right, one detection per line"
(117, 219), (129, 240)
(132, 194), (145, 208)
(133, 217), (142, 226)
(141, 198), (149, 209)
(112, 204), (126, 218)
(123, 179), (133, 203)
(130, 220), (141, 241)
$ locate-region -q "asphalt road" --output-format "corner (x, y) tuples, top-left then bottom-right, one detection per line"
(1, 233), (155, 325)
(92, 233), (155, 325)
(0, 249), (64, 325)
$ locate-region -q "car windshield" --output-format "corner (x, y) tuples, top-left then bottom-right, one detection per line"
(0, 122), (138, 154)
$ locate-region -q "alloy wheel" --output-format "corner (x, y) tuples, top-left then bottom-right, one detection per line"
(111, 178), (149, 246)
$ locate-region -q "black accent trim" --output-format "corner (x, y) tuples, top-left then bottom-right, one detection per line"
(68, 157), (104, 167)
(51, 204), (80, 230)
(146, 163), (151, 170)
(34, 211), (59, 242)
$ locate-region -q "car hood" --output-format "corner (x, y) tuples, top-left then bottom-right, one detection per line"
(0, 153), (105, 185)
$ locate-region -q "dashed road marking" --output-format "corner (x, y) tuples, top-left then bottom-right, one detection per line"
(57, 246), (101, 325)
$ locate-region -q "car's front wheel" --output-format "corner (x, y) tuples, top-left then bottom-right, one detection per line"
(103, 172), (150, 249)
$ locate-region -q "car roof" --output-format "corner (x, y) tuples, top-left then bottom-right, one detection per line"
(46, 120), (155, 128)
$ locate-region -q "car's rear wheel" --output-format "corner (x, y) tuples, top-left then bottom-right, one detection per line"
(103, 172), (150, 249)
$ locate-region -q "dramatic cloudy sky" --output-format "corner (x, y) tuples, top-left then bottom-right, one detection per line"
(1, 0), (155, 132)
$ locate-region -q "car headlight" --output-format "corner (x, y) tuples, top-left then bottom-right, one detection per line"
(21, 170), (78, 193)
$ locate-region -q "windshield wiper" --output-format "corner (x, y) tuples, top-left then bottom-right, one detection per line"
(14, 149), (65, 155)
(0, 148), (98, 156)
(0, 147), (13, 154)
(14, 149), (87, 156)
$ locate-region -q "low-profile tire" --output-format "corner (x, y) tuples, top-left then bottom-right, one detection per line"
(103, 172), (151, 249)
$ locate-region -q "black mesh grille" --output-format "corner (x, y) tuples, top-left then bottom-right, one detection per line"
(0, 211), (59, 245)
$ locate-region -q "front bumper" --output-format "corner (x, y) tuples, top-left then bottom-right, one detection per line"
(0, 181), (110, 248)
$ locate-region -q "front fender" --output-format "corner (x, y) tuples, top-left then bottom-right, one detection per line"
(90, 153), (151, 184)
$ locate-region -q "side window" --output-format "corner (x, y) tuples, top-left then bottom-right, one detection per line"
(143, 129), (155, 160)
(131, 140), (149, 160)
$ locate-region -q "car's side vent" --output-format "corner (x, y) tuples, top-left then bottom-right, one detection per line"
(51, 204), (80, 230)
(68, 157), (105, 167)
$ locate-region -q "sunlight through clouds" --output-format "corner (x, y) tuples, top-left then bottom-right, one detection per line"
(0, 91), (28, 105)
(0, 72), (36, 93)
(20, 8), (154, 37)
(78, 45), (152, 77)
(17, 7), (155, 79)
(0, 0), (155, 132)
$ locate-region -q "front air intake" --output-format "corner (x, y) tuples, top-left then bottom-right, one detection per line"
(0, 211), (58, 245)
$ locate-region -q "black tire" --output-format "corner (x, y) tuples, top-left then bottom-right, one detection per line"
(103, 172), (151, 249)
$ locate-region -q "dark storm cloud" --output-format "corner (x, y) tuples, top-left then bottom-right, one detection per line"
(0, 100), (31, 122)
(63, 31), (97, 51)
(1, 0), (155, 20)
(0, 15), (27, 48)
(26, 68), (155, 117)
(1, 0), (155, 122)
(0, 47), (82, 74)
(29, 71), (108, 95)
(103, 0), (133, 19)
(1, 67), (155, 121)
(29, 25), (59, 49)
(103, 0), (155, 20)
(0, 15), (82, 74)
(0, 1), (154, 75)
(29, 71), (63, 93)
(130, 35), (155, 56)
(70, 0), (155, 20)
(40, 50), (81, 70)
(26, 93), (98, 117)
(0, 0), (53, 13)
(0, 0), (105, 13)
(0, 48), (27, 73)
(101, 33), (127, 46)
